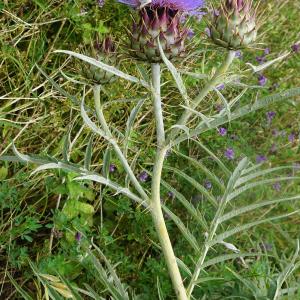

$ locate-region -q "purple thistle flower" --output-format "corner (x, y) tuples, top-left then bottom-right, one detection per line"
(109, 164), (117, 173)
(264, 48), (270, 55)
(224, 148), (235, 160)
(272, 182), (281, 192)
(258, 74), (267, 86)
(266, 111), (276, 123)
(291, 43), (300, 53)
(218, 127), (227, 136)
(118, 0), (205, 12)
(256, 155), (267, 164)
(138, 171), (149, 182)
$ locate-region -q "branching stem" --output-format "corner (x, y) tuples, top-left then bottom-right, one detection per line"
(150, 63), (188, 300)
(93, 85), (148, 202)
(167, 50), (236, 143)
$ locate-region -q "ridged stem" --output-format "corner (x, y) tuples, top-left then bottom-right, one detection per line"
(93, 85), (148, 202)
(167, 50), (236, 144)
(150, 64), (188, 300)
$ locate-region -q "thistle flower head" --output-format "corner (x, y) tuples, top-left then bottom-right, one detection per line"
(82, 36), (118, 85)
(209, 0), (258, 49)
(119, 0), (205, 62)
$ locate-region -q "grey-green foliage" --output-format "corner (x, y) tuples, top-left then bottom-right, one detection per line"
(2, 40), (300, 300)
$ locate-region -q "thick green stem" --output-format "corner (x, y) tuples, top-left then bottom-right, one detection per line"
(150, 63), (188, 300)
(167, 50), (236, 143)
(151, 63), (165, 146)
(93, 85), (148, 202)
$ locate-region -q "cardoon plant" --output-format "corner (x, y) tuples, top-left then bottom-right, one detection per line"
(3, 0), (300, 299)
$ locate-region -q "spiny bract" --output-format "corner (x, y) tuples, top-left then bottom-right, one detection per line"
(83, 37), (118, 85)
(209, 0), (258, 49)
(119, 0), (205, 62)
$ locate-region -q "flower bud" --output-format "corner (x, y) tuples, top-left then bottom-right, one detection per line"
(82, 37), (118, 85)
(209, 0), (258, 49)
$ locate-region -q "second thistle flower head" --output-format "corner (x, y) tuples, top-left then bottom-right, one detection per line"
(119, 0), (205, 62)
(209, 0), (258, 50)
(82, 36), (118, 85)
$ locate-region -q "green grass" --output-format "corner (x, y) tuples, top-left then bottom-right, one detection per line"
(1, 0), (300, 299)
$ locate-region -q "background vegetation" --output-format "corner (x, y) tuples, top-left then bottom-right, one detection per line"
(0, 0), (300, 298)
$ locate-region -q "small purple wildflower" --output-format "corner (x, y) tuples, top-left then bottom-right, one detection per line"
(109, 164), (117, 173)
(291, 43), (300, 53)
(216, 83), (225, 90)
(256, 55), (266, 64)
(213, 9), (220, 16)
(255, 48), (270, 64)
(98, 0), (105, 7)
(75, 232), (82, 242)
(187, 28), (195, 39)
(204, 27), (211, 37)
(288, 133), (296, 143)
(273, 182), (281, 192)
(256, 155), (267, 164)
(264, 48), (270, 55)
(218, 127), (227, 136)
(266, 111), (276, 124)
(203, 180), (212, 190)
(138, 171), (149, 182)
(258, 74), (267, 86)
(224, 148), (235, 160)
(235, 50), (243, 58)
